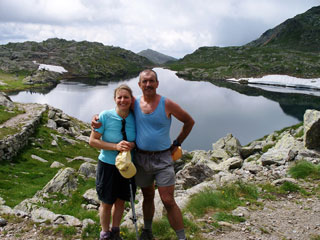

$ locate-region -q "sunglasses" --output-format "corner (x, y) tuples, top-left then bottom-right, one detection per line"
(121, 119), (127, 141)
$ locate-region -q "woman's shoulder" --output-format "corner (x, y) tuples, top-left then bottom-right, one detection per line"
(99, 109), (116, 118)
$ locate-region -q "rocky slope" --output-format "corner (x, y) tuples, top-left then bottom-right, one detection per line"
(0, 38), (153, 80)
(246, 6), (320, 52)
(0, 92), (320, 239)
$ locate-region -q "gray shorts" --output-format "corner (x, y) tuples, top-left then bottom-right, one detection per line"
(134, 149), (175, 188)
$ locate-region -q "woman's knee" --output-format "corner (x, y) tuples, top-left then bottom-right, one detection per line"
(100, 202), (112, 211)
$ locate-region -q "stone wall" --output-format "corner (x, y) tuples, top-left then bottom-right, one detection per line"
(0, 106), (47, 161)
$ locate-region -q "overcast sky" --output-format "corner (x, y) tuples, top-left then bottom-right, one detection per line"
(0, 0), (319, 58)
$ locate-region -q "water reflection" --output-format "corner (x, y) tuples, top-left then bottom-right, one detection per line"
(10, 68), (312, 151)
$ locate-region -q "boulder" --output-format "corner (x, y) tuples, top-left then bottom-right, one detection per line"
(211, 134), (242, 162)
(304, 109), (320, 151)
(79, 162), (97, 179)
(0, 92), (14, 109)
(39, 167), (78, 196)
(83, 188), (100, 206)
(175, 162), (214, 189)
(213, 157), (243, 172)
(260, 133), (303, 166)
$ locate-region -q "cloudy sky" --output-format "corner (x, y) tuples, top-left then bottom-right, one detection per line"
(0, 0), (319, 58)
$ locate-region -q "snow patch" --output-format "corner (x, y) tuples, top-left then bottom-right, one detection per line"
(227, 75), (320, 95)
(33, 61), (67, 73)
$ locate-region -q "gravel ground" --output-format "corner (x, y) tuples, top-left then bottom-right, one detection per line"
(1, 192), (319, 240)
(202, 192), (320, 240)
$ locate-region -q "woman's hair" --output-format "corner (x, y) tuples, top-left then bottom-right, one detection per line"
(114, 84), (133, 98)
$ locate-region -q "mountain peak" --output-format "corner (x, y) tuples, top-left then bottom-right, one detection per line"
(137, 49), (177, 64)
(246, 6), (320, 52)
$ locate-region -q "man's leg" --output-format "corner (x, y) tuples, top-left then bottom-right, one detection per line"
(141, 184), (155, 225)
(139, 185), (155, 240)
(158, 185), (186, 239)
(158, 185), (184, 230)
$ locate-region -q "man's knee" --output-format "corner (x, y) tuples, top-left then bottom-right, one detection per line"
(160, 193), (176, 208)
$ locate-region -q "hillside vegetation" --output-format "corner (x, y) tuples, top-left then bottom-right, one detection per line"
(0, 38), (153, 92)
(167, 6), (320, 80)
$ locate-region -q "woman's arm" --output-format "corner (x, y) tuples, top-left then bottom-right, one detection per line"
(89, 130), (135, 151)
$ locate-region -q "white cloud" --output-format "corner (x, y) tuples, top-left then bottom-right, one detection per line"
(0, 0), (319, 58)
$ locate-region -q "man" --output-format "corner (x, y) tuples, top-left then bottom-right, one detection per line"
(93, 69), (194, 240)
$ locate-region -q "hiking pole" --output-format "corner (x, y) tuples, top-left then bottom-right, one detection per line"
(129, 178), (139, 240)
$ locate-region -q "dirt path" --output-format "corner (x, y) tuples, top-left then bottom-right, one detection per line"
(203, 193), (320, 240)
(1, 103), (45, 129)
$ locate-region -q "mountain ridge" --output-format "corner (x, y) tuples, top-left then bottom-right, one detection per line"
(137, 48), (177, 64)
(167, 6), (320, 80)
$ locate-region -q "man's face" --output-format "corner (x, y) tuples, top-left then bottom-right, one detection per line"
(138, 72), (159, 96)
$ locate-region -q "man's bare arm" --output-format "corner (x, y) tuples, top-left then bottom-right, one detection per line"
(165, 98), (195, 145)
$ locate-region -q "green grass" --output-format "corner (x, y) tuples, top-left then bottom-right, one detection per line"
(289, 160), (320, 180)
(43, 177), (98, 221)
(213, 212), (245, 223)
(262, 143), (275, 153)
(0, 126), (20, 139)
(0, 113), (99, 207)
(0, 105), (24, 124)
(186, 181), (259, 217)
(0, 104), (26, 139)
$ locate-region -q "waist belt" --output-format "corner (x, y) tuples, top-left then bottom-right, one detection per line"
(136, 147), (170, 155)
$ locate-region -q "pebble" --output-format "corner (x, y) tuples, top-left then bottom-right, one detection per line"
(0, 218), (7, 227)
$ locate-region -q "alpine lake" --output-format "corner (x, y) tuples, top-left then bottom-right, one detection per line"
(9, 68), (320, 151)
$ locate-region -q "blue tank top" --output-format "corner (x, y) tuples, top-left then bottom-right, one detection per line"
(134, 96), (171, 151)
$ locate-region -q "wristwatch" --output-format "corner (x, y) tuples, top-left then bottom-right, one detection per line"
(173, 139), (181, 147)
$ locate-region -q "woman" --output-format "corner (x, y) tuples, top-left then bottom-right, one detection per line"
(89, 84), (136, 240)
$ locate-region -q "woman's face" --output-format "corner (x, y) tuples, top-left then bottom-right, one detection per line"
(115, 89), (132, 111)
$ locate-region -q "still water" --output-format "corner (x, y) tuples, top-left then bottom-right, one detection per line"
(9, 68), (304, 151)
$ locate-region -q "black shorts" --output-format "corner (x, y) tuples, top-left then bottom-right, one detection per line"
(96, 160), (136, 204)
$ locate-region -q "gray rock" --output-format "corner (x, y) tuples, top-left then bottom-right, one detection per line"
(31, 154), (48, 163)
(50, 161), (65, 168)
(0, 92), (14, 109)
(39, 167), (78, 196)
(79, 162), (97, 178)
(211, 133), (242, 161)
(242, 162), (263, 174)
(232, 206), (250, 217)
(47, 119), (57, 129)
(0, 217), (8, 227)
(70, 156), (96, 163)
(272, 178), (297, 186)
(214, 157), (243, 172)
(83, 188), (99, 206)
(176, 162), (214, 189)
(304, 109), (320, 151)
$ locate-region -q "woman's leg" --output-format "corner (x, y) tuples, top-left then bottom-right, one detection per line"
(111, 198), (125, 227)
(100, 202), (113, 232)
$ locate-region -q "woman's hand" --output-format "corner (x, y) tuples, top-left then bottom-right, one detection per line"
(116, 141), (135, 151)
